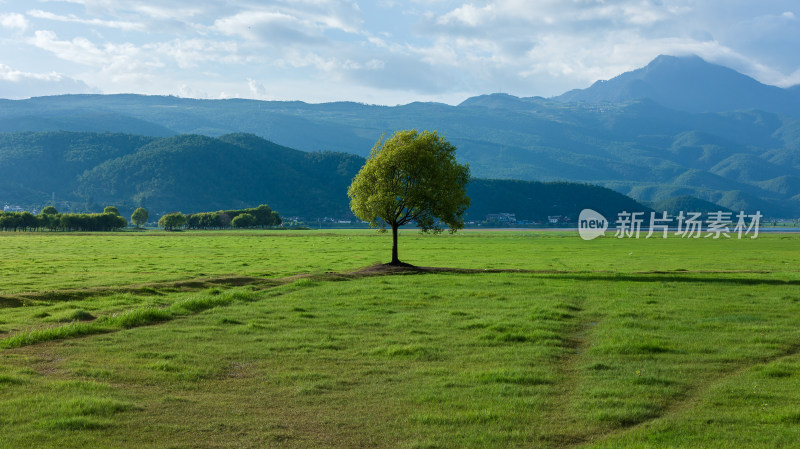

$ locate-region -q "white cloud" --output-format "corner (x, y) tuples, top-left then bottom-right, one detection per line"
(152, 39), (241, 69)
(434, 0), (681, 30)
(247, 78), (271, 99)
(0, 13), (29, 32)
(780, 68), (800, 87)
(404, 0), (800, 96)
(129, 3), (205, 21)
(0, 63), (96, 99)
(0, 0), (797, 103)
(0, 63), (60, 82)
(213, 11), (325, 44)
(28, 30), (166, 88)
(437, 4), (491, 27)
(30, 29), (147, 70)
(212, 1), (363, 46)
(27, 9), (146, 31)
(40, 0), (206, 22)
(30, 30), (110, 66)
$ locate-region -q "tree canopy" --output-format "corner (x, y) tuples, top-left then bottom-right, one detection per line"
(131, 207), (148, 227)
(158, 212), (186, 231)
(348, 130), (470, 265)
(231, 213), (256, 228)
(185, 205), (280, 229)
(0, 211), (126, 232)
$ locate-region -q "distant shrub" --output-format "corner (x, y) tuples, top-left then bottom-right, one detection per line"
(158, 212), (186, 231)
(231, 213), (257, 228)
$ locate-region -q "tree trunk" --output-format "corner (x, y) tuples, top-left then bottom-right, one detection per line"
(391, 224), (400, 265)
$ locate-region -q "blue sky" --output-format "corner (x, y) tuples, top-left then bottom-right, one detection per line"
(1, 0), (799, 105)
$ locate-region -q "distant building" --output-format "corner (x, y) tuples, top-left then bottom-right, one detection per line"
(486, 213), (516, 223)
(3, 205), (23, 212)
(547, 215), (562, 224)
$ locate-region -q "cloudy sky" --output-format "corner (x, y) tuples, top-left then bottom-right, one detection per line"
(1, 0), (799, 105)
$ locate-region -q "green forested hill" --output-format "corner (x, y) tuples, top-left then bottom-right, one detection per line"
(76, 133), (364, 218)
(0, 132), (157, 204)
(466, 179), (649, 222)
(0, 131), (652, 221)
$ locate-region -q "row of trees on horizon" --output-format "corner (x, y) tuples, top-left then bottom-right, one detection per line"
(0, 204), (282, 232)
(0, 206), (128, 232)
(159, 205), (282, 231)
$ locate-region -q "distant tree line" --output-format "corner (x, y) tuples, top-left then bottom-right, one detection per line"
(159, 205), (281, 231)
(0, 206), (127, 232)
(0, 203), (282, 232)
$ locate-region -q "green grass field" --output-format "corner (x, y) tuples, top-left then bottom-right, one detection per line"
(1, 230), (799, 448)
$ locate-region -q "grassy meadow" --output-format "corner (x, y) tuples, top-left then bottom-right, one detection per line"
(1, 229), (799, 448)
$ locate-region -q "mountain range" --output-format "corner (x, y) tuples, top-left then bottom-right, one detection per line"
(1, 54), (799, 217)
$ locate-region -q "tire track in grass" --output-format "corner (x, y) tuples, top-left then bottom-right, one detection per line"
(0, 275), (275, 307)
(3, 264), (793, 365)
(533, 303), (603, 448)
(1, 293), (243, 349)
(0, 265), (783, 308)
(530, 293), (800, 448)
(0, 264), (568, 350)
(3, 264), (798, 446)
(0, 267), (372, 349)
(585, 341), (800, 447)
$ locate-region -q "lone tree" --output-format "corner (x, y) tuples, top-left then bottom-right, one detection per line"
(131, 207), (149, 228)
(348, 130), (470, 265)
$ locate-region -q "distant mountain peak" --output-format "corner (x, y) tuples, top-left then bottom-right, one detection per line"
(649, 53), (703, 64)
(458, 93), (525, 108)
(554, 54), (799, 117)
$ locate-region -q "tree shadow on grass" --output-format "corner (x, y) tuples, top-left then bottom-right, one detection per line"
(534, 273), (800, 287)
(349, 263), (798, 287)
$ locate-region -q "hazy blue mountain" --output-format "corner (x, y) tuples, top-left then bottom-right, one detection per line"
(756, 175), (800, 197)
(1, 55), (799, 216)
(554, 55), (800, 117)
(650, 195), (733, 216)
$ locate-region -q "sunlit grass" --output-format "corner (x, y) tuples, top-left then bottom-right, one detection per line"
(0, 231), (799, 448)
(1, 230), (798, 295)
